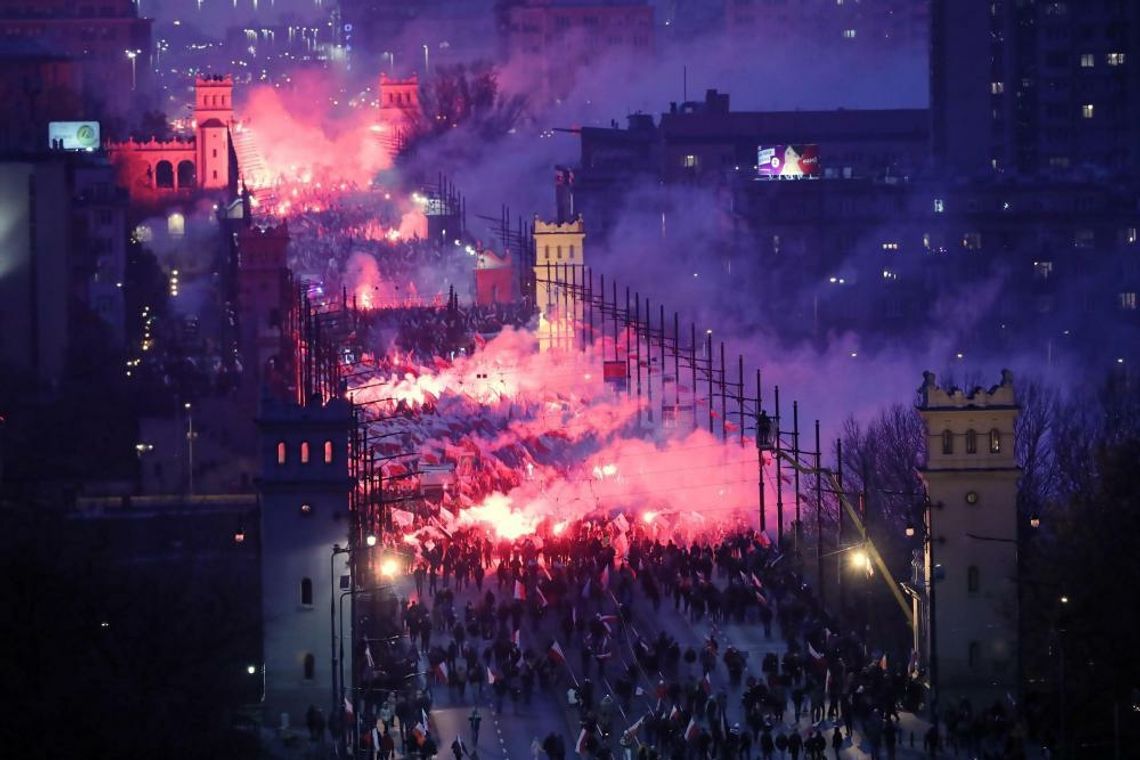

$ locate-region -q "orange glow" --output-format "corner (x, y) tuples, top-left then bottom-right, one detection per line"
(641, 511), (657, 524)
(552, 521), (568, 535)
(459, 493), (539, 540)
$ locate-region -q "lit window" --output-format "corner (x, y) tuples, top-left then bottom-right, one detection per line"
(324, 440), (334, 463)
(962, 233), (982, 250)
(1124, 227), (1137, 245)
(277, 441), (287, 465)
(682, 154), (698, 168)
(967, 565), (980, 593)
(933, 198), (944, 214)
(965, 429), (978, 454)
(942, 430), (954, 455)
(881, 242), (899, 251)
(300, 577), (313, 606)
(300, 441), (310, 464)
(1119, 292), (1137, 311)
(1107, 52), (1126, 66)
(1082, 104), (1094, 119)
(991, 81), (1004, 94)
(989, 429), (1001, 454)
(1033, 261), (1053, 279)
(843, 29), (856, 39)
(1080, 53), (1094, 67)
(303, 653), (315, 680)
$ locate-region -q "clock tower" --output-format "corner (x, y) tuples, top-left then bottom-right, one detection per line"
(917, 370), (1020, 710)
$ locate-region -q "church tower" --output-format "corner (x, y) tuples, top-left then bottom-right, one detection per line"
(916, 370), (1019, 710)
(533, 214), (585, 351)
(258, 397), (354, 731)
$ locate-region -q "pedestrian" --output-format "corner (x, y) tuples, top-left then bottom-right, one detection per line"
(831, 727), (843, 760)
(452, 736), (466, 760)
(469, 707), (482, 746)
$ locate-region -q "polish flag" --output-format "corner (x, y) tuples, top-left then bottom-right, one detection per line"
(700, 673), (712, 694)
(685, 718), (700, 742)
(600, 565), (610, 589)
(549, 640), (567, 665)
(575, 728), (589, 755)
(514, 580), (526, 601)
(625, 714), (645, 737)
(668, 705), (680, 722)
(750, 572), (764, 590)
(487, 666), (497, 685)
(879, 653), (888, 671)
(807, 642), (825, 662)
(433, 661), (449, 684)
(512, 629), (521, 648)
(344, 696), (354, 717)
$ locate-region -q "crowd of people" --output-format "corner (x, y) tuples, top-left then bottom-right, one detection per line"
(331, 522), (1029, 760)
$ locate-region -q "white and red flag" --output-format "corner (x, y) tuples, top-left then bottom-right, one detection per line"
(549, 640), (567, 665)
(514, 580), (526, 601)
(685, 718), (700, 742)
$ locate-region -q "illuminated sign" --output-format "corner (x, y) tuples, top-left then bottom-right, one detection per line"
(48, 121), (101, 151)
(757, 144), (820, 179)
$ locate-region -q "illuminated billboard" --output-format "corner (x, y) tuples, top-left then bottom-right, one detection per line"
(48, 122), (101, 151)
(757, 144), (820, 179)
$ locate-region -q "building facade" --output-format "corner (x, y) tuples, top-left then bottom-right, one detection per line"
(917, 370), (1020, 708)
(0, 0), (152, 119)
(500, 0), (654, 100)
(105, 75), (235, 204)
(931, 0), (1140, 178)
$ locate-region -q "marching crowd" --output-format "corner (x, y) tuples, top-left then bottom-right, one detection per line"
(331, 522), (1028, 760)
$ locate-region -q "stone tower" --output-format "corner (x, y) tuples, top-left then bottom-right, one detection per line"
(533, 214), (585, 351)
(237, 221), (294, 401)
(258, 397), (354, 731)
(916, 370), (1019, 709)
(195, 75), (234, 189)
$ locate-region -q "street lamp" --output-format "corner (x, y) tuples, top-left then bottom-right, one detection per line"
(125, 49), (140, 91)
(330, 544), (351, 725)
(365, 534), (377, 547)
(184, 402), (194, 495)
(422, 43), (430, 75)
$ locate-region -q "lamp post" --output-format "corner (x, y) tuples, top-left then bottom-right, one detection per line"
(906, 496), (942, 724)
(184, 402), (194, 495)
(330, 544), (350, 725)
(126, 49), (140, 91)
(422, 44), (430, 76)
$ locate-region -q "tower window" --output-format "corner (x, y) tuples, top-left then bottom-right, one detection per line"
(1080, 53), (1094, 67)
(1082, 104), (1094, 119)
(967, 565), (981, 593)
(569, 245), (575, 260)
(965, 429), (977, 454)
(303, 652), (315, 680)
(300, 577), (313, 606)
(989, 429), (1002, 453)
(941, 429), (954, 455)
(300, 441), (310, 464)
(277, 441), (287, 465)
(557, 245), (562, 260)
(324, 440), (334, 463)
